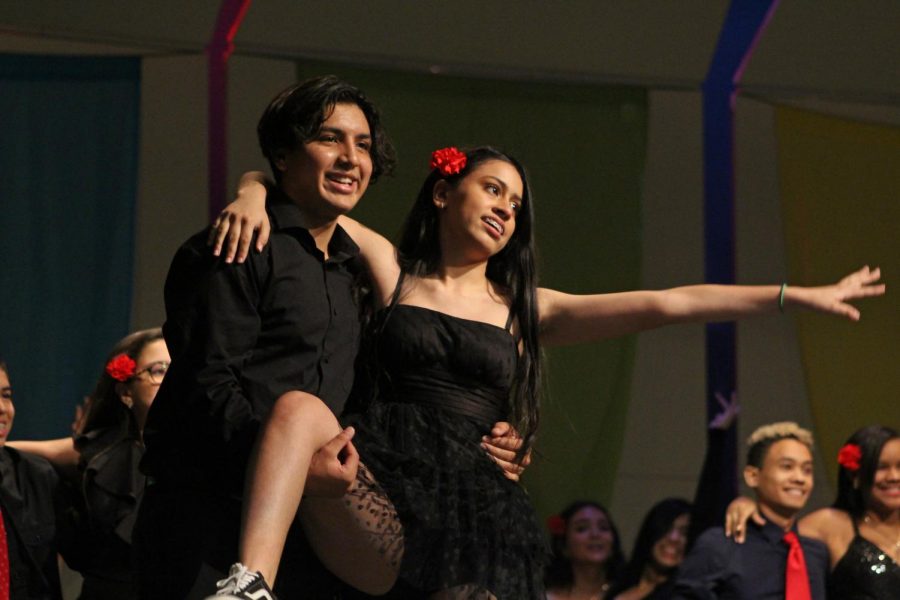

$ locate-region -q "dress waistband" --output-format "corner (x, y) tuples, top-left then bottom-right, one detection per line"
(384, 373), (505, 429)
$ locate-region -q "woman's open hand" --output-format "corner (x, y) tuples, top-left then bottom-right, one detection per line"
(207, 174), (271, 263)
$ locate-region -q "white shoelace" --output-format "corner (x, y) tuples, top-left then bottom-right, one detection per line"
(215, 563), (259, 595)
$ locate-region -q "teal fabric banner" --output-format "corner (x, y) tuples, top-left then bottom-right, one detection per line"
(0, 55), (140, 438)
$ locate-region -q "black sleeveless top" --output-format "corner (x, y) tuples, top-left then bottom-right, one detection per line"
(829, 520), (900, 599)
(376, 304), (517, 429)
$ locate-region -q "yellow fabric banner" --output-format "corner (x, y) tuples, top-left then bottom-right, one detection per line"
(776, 106), (900, 484)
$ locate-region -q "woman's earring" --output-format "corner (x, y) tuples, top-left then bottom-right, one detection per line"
(116, 382), (133, 410)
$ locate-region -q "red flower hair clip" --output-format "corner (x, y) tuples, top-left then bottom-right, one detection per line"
(106, 353), (137, 382)
(837, 443), (862, 472)
(546, 514), (566, 536)
(430, 147), (467, 176)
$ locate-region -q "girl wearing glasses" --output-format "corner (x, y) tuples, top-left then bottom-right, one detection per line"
(10, 328), (170, 600)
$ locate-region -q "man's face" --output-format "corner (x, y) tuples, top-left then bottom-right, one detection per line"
(277, 102), (373, 225)
(745, 438), (814, 519)
(0, 369), (14, 446)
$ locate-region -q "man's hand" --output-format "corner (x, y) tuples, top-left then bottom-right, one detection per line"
(305, 426), (360, 497)
(482, 422), (532, 482)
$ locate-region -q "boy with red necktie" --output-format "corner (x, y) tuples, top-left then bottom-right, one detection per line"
(673, 422), (828, 599)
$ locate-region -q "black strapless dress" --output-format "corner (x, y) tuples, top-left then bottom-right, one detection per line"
(829, 524), (900, 600)
(347, 305), (547, 599)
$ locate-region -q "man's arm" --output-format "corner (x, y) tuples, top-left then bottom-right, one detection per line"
(167, 237), (264, 440)
(142, 235), (268, 483)
(148, 234), (360, 493)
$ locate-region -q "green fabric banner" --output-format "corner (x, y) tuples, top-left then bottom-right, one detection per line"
(295, 63), (648, 518)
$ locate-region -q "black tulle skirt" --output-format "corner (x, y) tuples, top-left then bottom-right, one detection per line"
(346, 399), (548, 599)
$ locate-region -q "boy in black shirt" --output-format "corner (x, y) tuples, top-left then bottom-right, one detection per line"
(136, 76), (523, 600)
(135, 76), (394, 600)
(673, 422), (829, 599)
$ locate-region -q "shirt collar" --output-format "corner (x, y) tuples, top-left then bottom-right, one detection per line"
(267, 187), (360, 263)
(753, 515), (800, 545)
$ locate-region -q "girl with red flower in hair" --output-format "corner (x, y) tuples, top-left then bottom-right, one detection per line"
(725, 424), (900, 598)
(544, 501), (625, 600)
(207, 146), (884, 599)
(9, 329), (169, 599)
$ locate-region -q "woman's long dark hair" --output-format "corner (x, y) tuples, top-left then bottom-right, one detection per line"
(77, 328), (164, 441)
(395, 146), (542, 456)
(833, 424), (899, 519)
(544, 501), (625, 592)
(608, 497), (692, 597)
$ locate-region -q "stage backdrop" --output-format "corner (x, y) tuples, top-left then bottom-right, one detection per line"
(0, 55), (140, 438)
(776, 105), (900, 482)
(293, 62), (649, 516)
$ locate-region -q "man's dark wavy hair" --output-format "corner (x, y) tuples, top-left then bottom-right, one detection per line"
(257, 75), (396, 184)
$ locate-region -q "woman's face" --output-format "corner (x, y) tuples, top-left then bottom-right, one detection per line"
(437, 159), (523, 259)
(651, 512), (689, 570)
(0, 368), (14, 446)
(868, 438), (900, 513)
(564, 506), (616, 566)
(120, 339), (170, 430)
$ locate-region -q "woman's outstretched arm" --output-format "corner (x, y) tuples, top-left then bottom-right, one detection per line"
(7, 437), (79, 480)
(537, 266), (884, 346)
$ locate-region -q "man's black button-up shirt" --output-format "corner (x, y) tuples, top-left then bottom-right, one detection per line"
(672, 520), (829, 599)
(141, 192), (361, 496)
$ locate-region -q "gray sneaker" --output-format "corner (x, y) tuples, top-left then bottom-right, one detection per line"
(206, 563), (277, 600)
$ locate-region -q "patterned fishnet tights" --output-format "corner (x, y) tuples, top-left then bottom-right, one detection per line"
(301, 463), (496, 599)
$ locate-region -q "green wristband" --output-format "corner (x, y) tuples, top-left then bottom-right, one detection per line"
(778, 283), (787, 313)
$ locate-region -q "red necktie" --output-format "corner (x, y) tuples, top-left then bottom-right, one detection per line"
(0, 509), (9, 600)
(783, 530), (812, 600)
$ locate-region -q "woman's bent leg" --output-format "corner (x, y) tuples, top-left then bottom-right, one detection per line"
(300, 463), (404, 595)
(239, 390), (343, 585)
